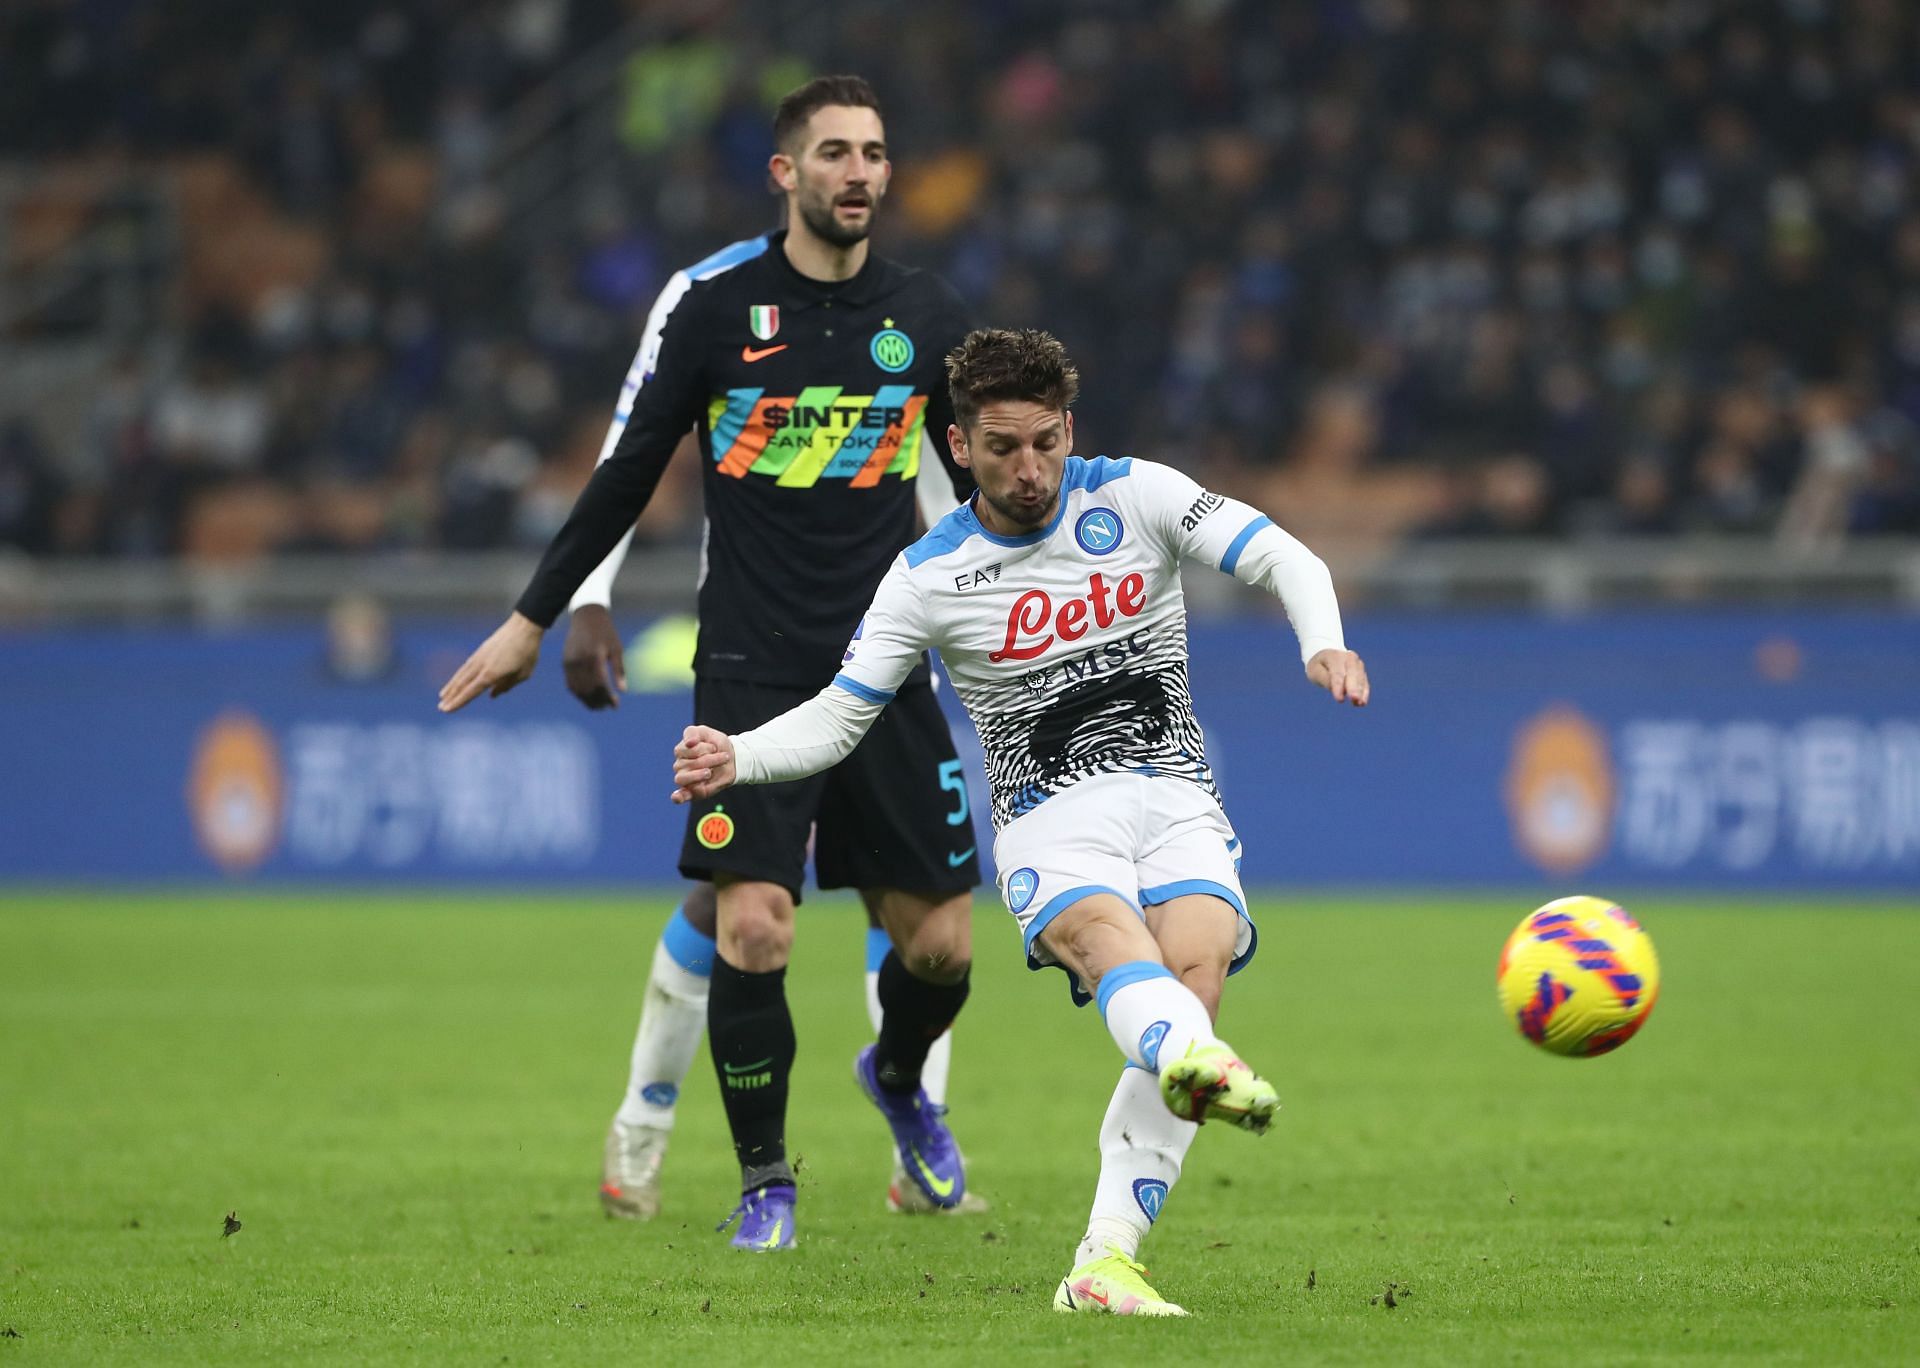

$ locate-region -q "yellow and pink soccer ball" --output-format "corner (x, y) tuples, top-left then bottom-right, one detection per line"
(1497, 896), (1660, 1057)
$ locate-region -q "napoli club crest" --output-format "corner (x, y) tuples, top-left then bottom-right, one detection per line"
(1132, 1178), (1167, 1222)
(1074, 507), (1124, 556)
(1005, 867), (1039, 914)
(1138, 1020), (1170, 1070)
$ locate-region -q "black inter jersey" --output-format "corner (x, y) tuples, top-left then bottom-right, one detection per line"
(516, 230), (975, 687)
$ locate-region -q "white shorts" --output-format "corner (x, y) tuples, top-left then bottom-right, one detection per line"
(993, 772), (1255, 1004)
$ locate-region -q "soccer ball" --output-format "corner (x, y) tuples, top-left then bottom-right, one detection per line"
(1497, 896), (1660, 1057)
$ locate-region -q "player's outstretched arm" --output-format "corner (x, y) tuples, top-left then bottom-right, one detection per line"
(668, 681), (889, 803)
(1307, 647), (1370, 707)
(1139, 459), (1370, 704)
(674, 554), (930, 800)
(672, 725), (735, 802)
(438, 612), (544, 712)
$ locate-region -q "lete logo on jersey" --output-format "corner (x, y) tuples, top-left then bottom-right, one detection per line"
(988, 572), (1149, 663)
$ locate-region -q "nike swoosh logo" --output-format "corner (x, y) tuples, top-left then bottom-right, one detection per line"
(910, 1146), (956, 1198)
(723, 1057), (774, 1075)
(947, 847), (975, 867)
(752, 1217), (786, 1248)
(741, 344), (788, 362)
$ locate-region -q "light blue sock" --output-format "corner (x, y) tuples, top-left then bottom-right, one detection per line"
(661, 903), (718, 978)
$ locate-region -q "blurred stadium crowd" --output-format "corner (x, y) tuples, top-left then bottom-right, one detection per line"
(3, 0), (1919, 564)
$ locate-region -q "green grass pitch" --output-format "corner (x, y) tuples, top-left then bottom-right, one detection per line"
(2, 892), (1916, 1364)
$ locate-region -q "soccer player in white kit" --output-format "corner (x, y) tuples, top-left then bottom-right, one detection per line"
(671, 328), (1370, 1315)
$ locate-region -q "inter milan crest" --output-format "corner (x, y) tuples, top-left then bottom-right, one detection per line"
(696, 807), (736, 849)
(870, 320), (914, 373)
(749, 305), (780, 341)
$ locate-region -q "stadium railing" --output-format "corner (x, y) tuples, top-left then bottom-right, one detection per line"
(3, 538), (1917, 625)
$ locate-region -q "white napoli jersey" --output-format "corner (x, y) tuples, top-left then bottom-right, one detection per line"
(835, 455), (1278, 829)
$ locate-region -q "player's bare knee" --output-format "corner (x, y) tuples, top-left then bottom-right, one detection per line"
(873, 890), (972, 983)
(719, 912), (792, 970)
(905, 938), (972, 984)
(1051, 903), (1161, 990)
(715, 882), (794, 970)
(893, 920), (971, 983)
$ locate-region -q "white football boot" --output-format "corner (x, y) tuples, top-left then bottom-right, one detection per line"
(599, 1119), (667, 1220)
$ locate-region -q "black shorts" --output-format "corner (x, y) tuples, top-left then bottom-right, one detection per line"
(679, 676), (982, 902)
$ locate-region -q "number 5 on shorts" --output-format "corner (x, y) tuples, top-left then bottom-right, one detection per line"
(938, 759), (970, 827)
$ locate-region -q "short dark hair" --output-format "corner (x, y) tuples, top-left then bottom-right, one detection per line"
(773, 75), (882, 153)
(945, 328), (1081, 432)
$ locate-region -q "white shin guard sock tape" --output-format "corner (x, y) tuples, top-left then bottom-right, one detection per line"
(615, 915), (713, 1129)
(1076, 1065), (1199, 1265)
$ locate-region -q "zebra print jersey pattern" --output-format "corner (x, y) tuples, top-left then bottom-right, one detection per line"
(969, 649), (1212, 827)
(834, 455), (1278, 831)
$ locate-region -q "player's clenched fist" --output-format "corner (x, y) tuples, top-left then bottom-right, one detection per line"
(438, 612), (544, 713)
(1307, 648), (1371, 707)
(672, 725), (737, 803)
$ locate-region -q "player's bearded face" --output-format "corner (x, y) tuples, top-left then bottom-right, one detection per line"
(960, 404), (1072, 534)
(784, 106), (889, 248)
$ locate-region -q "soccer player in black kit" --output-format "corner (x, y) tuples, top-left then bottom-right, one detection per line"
(440, 76), (980, 1250)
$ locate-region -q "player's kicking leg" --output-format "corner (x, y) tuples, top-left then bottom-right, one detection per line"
(1039, 891), (1274, 1316)
(852, 887), (975, 1211)
(601, 883), (718, 1219)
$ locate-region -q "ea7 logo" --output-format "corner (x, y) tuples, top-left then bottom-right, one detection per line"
(1181, 490), (1225, 532)
(954, 564), (1001, 591)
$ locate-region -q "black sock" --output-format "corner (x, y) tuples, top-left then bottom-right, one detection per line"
(873, 951), (971, 1093)
(708, 954), (796, 1190)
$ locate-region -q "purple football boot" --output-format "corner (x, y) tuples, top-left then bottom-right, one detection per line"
(717, 1182), (796, 1251)
(853, 1045), (966, 1209)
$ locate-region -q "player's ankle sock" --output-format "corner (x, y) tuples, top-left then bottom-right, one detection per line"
(872, 951), (970, 1093)
(1095, 961), (1219, 1072)
(708, 954), (795, 1186)
(865, 930), (954, 1106)
(614, 905), (713, 1129)
(1075, 1066), (1198, 1266)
